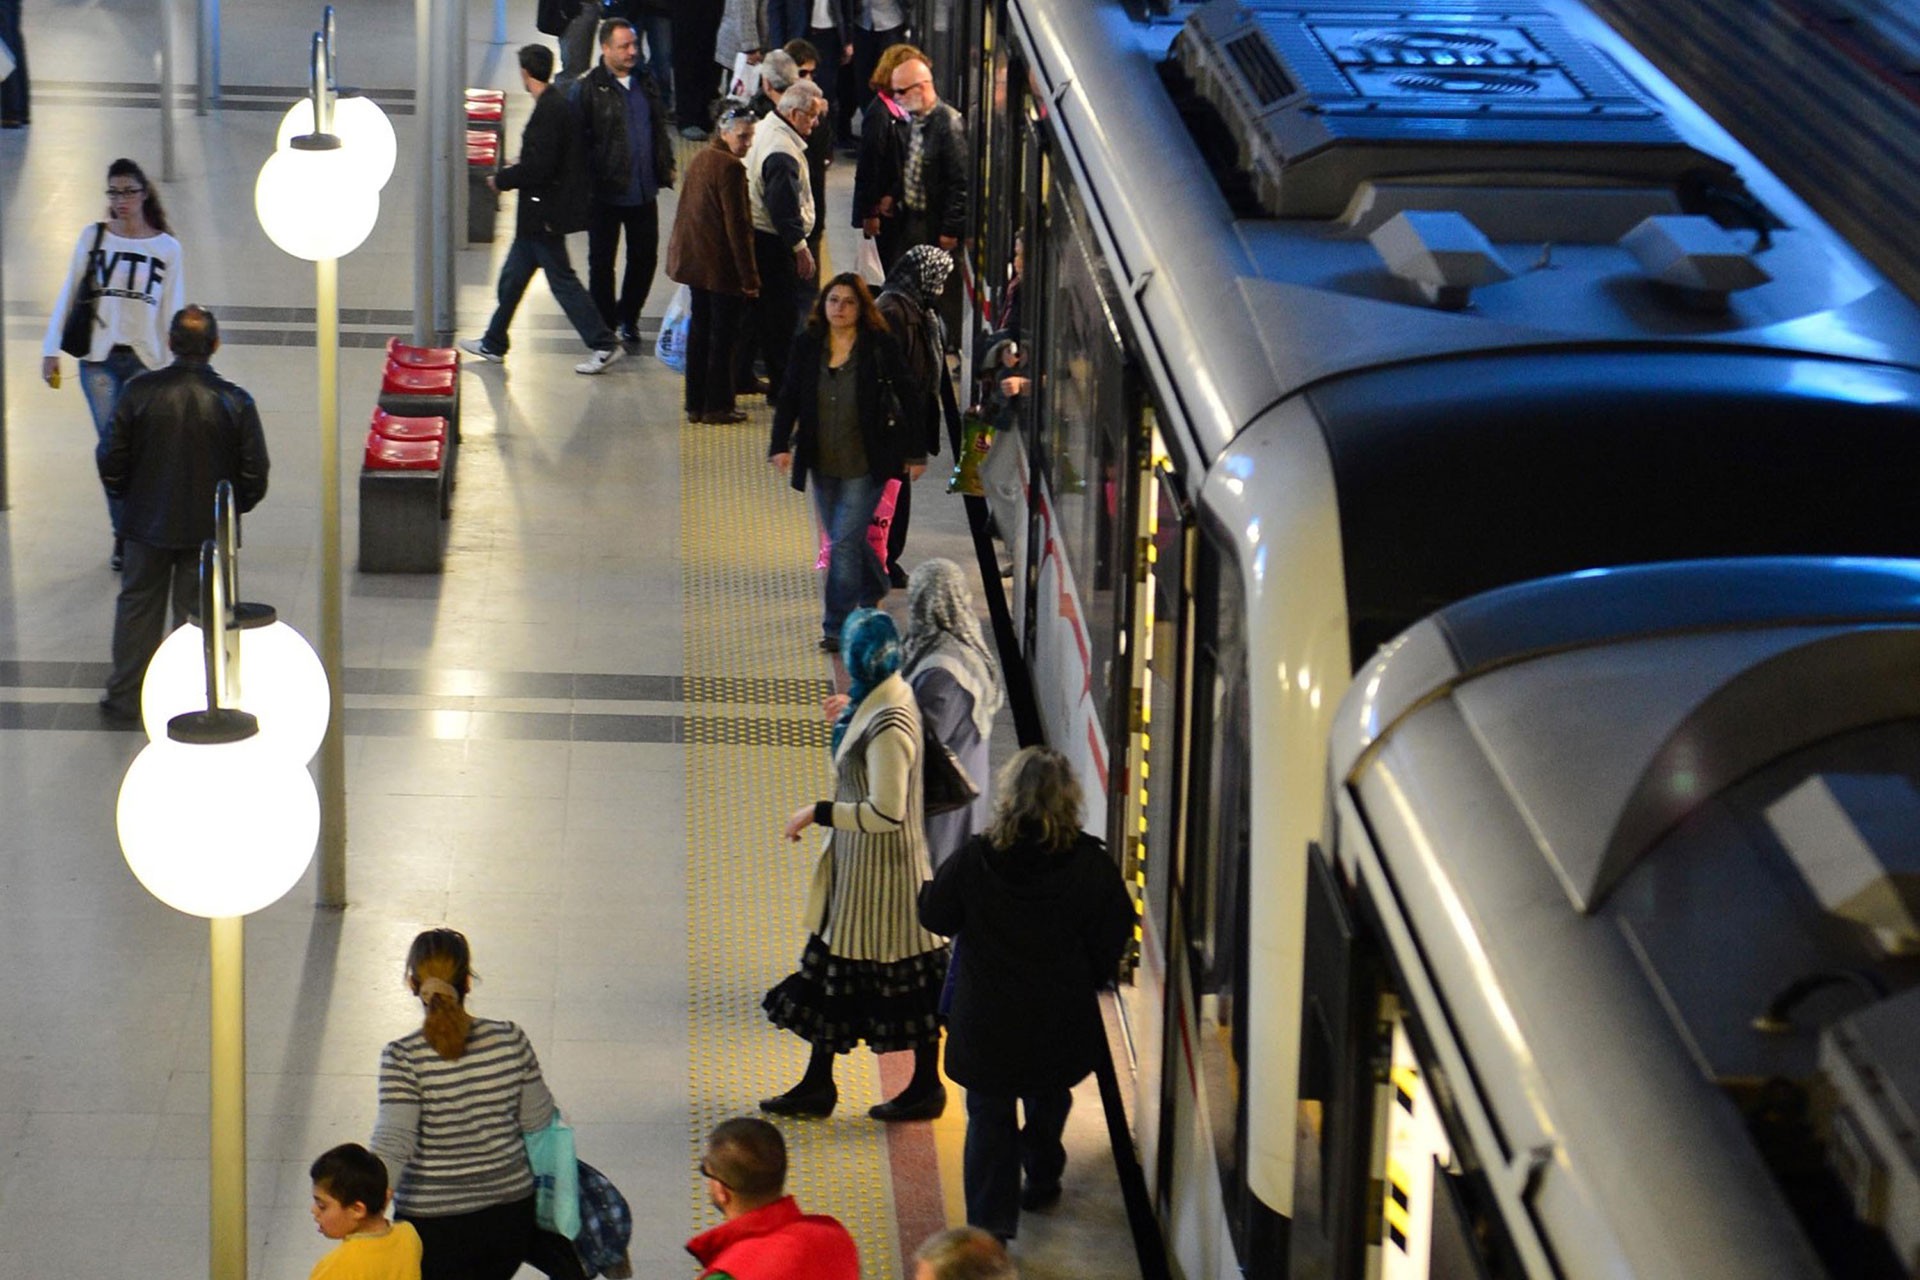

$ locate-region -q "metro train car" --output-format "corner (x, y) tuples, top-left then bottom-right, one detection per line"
(899, 0), (1920, 1273)
(1314, 558), (1920, 1279)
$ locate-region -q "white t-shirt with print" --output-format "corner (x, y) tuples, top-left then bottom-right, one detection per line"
(43, 224), (187, 371)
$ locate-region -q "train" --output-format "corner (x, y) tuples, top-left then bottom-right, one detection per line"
(894, 0), (1920, 1274)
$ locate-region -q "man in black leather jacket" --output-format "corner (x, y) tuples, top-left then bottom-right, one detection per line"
(887, 56), (967, 339)
(572, 17), (678, 355)
(96, 305), (269, 721)
(460, 44), (619, 371)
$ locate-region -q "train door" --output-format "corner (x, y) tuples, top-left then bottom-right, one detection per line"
(1156, 533), (1258, 1279)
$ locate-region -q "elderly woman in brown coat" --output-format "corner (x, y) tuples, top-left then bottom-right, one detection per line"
(666, 103), (761, 423)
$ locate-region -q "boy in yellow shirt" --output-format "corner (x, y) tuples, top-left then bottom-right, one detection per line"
(308, 1143), (423, 1280)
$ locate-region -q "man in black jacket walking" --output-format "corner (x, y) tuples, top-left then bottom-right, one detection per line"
(96, 305), (269, 721)
(573, 18), (678, 356)
(460, 45), (621, 373)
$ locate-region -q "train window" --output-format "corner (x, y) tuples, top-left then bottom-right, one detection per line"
(1037, 169), (1131, 756)
(1184, 532), (1253, 1229)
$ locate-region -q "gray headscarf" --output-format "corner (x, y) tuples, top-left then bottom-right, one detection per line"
(882, 244), (954, 363)
(900, 558), (1002, 738)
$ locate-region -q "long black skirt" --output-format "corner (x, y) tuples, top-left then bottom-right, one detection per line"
(764, 933), (949, 1054)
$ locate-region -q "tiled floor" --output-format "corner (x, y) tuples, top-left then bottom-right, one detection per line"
(0, 2), (1143, 1277)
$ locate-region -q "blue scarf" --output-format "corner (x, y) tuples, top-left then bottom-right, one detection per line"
(831, 608), (902, 754)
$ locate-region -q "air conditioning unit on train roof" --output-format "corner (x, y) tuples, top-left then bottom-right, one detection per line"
(1170, 0), (1739, 221)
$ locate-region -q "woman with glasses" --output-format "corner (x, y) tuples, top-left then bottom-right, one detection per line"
(42, 158), (185, 571)
(667, 102), (761, 423)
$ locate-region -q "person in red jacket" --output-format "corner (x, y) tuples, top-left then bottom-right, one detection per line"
(687, 1119), (860, 1280)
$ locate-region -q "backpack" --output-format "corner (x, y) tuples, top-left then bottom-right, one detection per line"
(573, 1160), (634, 1278)
(535, 0), (578, 37)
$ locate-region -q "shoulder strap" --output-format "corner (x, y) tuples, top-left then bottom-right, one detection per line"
(79, 222), (107, 299)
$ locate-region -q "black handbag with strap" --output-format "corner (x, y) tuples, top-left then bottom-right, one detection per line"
(922, 720), (979, 817)
(59, 222), (107, 359)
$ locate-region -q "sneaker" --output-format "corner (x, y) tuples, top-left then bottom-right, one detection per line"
(458, 338), (503, 363)
(618, 324), (641, 348)
(575, 346), (625, 375)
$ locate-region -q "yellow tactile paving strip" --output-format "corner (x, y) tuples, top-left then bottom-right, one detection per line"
(681, 414), (903, 1277)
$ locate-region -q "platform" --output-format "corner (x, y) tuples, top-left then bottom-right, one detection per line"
(0, 2), (1143, 1277)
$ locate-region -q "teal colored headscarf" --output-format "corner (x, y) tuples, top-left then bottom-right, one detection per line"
(832, 608), (902, 753)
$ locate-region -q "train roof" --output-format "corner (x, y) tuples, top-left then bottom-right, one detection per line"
(1329, 557), (1920, 1275)
(1014, 0), (1920, 468)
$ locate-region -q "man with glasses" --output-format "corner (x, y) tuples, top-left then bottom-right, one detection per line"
(685, 1118), (859, 1279)
(888, 55), (967, 337)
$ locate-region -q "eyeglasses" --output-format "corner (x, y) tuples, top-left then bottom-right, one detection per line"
(106, 187), (146, 200)
(699, 1163), (735, 1190)
(892, 78), (932, 95)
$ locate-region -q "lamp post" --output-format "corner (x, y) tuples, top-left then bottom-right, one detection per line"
(256, 26), (381, 909)
(275, 7), (398, 193)
(117, 542), (321, 1280)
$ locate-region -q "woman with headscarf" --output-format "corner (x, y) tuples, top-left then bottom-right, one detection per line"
(900, 557), (1000, 868)
(763, 608), (951, 1122)
(874, 244), (953, 586)
(917, 748), (1134, 1242)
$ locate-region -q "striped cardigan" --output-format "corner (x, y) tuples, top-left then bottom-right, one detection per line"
(370, 1017), (555, 1218)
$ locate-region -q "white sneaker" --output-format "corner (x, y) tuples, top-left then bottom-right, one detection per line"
(458, 337), (503, 363)
(575, 346), (625, 375)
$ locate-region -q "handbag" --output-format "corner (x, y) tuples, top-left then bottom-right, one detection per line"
(922, 720), (979, 817)
(525, 1113), (582, 1238)
(573, 1159), (635, 1279)
(856, 236), (886, 286)
(59, 223), (107, 360)
(727, 52), (761, 99)
(947, 412), (993, 496)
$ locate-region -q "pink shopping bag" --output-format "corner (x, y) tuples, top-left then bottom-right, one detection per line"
(816, 477), (902, 571)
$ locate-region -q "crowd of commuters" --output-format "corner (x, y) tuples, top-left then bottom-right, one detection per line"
(33, 3), (1109, 1273)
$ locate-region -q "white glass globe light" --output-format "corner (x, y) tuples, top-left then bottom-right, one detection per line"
(255, 142), (380, 261)
(118, 735), (319, 918)
(276, 94), (397, 190)
(141, 619), (330, 765)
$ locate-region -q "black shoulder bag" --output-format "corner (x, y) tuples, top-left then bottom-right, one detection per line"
(922, 722), (980, 816)
(59, 223), (107, 359)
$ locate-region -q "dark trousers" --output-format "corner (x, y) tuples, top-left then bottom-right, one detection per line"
(484, 232), (616, 354)
(637, 12), (674, 112)
(686, 287), (746, 415)
(403, 1195), (536, 1280)
(885, 466), (913, 573)
(963, 1086), (1073, 1240)
(559, 7), (598, 80)
(0, 0), (26, 124)
(752, 230), (804, 398)
(588, 199), (660, 333)
(105, 540), (199, 711)
(672, 0), (722, 128)
(845, 23), (905, 135)
(808, 25), (844, 117)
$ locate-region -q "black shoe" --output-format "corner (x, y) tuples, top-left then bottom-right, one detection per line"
(98, 697), (141, 726)
(708, 409), (748, 424)
(760, 1083), (837, 1118)
(868, 1084), (947, 1122)
(1020, 1180), (1063, 1211)
(619, 324), (641, 348)
(737, 377), (771, 396)
(887, 564), (910, 589)
(110, 536), (124, 572)
(818, 635), (840, 654)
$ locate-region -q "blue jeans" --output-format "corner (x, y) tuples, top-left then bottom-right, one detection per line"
(637, 13), (673, 111)
(482, 233), (615, 355)
(963, 1086), (1073, 1239)
(80, 344), (149, 532)
(810, 471), (887, 641)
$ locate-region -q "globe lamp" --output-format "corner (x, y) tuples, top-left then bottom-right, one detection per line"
(141, 614), (330, 765)
(255, 136), (380, 262)
(276, 92), (397, 190)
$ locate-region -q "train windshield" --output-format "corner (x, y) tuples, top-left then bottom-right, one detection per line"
(1314, 352), (1920, 665)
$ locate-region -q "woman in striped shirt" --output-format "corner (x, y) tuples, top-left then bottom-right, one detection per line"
(370, 928), (557, 1280)
(762, 607), (951, 1122)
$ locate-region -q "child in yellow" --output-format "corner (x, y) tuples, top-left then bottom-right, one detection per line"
(308, 1143), (424, 1280)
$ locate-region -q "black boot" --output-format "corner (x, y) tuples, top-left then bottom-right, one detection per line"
(761, 1044), (838, 1118)
(870, 1040), (947, 1121)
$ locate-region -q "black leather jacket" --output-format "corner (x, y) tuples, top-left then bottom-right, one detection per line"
(768, 328), (926, 489)
(572, 62), (677, 204)
(98, 360), (270, 549)
(497, 82), (594, 236)
(908, 103), (970, 242)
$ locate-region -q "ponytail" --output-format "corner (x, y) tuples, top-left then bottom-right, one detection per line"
(405, 929), (475, 1061)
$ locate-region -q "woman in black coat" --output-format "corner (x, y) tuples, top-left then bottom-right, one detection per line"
(769, 272), (926, 650)
(917, 747), (1135, 1241)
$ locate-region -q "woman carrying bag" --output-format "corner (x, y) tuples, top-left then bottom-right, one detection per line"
(370, 928), (569, 1280)
(41, 157), (185, 570)
(768, 272), (925, 653)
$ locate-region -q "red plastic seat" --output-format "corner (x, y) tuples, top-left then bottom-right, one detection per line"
(364, 434), (443, 471)
(464, 88), (506, 104)
(465, 100), (504, 124)
(468, 144), (498, 167)
(371, 408), (448, 444)
(386, 337), (458, 370)
(381, 364), (457, 397)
